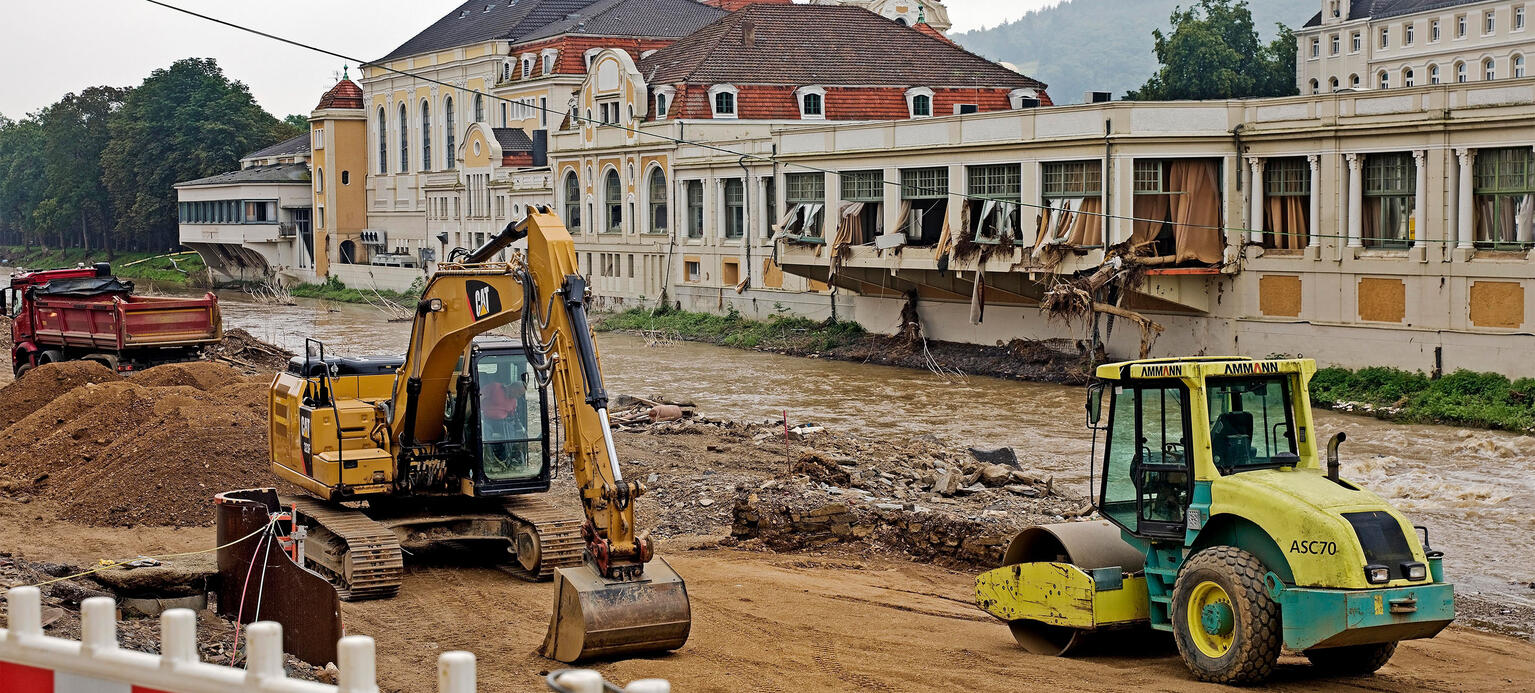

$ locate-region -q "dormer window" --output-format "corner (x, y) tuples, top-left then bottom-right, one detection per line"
(654, 86), (675, 120)
(521, 56), (533, 78)
(584, 48), (603, 70)
(502, 61), (512, 82)
(542, 49), (558, 75)
(1008, 88), (1039, 109)
(708, 85), (738, 119)
(906, 87), (934, 119)
(795, 86), (826, 120)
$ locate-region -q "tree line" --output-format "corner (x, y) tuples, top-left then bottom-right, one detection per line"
(0, 58), (302, 253)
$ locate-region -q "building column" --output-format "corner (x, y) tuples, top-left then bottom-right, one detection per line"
(881, 166), (901, 239)
(1346, 153), (1363, 249)
(823, 171), (841, 239)
(1306, 155), (1321, 249)
(1410, 150), (1428, 262)
(1247, 157), (1264, 245)
(1456, 148), (1476, 251)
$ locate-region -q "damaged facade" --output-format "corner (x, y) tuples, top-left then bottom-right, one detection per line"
(768, 82), (1535, 376)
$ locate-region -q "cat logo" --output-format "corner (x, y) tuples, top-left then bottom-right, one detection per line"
(299, 410), (313, 475)
(466, 280), (501, 321)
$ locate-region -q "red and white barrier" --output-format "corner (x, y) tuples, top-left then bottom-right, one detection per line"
(2, 587), (668, 692)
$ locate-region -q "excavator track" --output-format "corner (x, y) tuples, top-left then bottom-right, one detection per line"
(286, 496), (404, 601)
(497, 494), (586, 581)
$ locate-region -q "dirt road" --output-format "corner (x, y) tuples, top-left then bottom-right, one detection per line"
(3, 500), (1530, 692)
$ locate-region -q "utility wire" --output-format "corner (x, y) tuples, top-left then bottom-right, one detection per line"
(143, 0), (1496, 248)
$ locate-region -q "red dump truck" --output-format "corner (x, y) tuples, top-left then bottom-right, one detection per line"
(4, 262), (222, 378)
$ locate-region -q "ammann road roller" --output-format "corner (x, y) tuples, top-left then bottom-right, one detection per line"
(976, 357), (1454, 684)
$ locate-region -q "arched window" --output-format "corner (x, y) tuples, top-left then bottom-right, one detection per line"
(399, 103), (411, 173)
(444, 97), (456, 170)
(341, 171), (350, 186)
(563, 172), (582, 231)
(376, 107), (387, 174)
(1429, 64), (1440, 84)
(1403, 68), (1415, 87)
(474, 93), (484, 123)
(1329, 76), (1340, 91)
(316, 168), (324, 193)
(604, 169), (622, 233)
(1485, 58), (1497, 80)
(1516, 54), (1527, 79)
(1309, 78), (1320, 94)
(1350, 73), (1361, 87)
(1456, 61), (1468, 82)
(648, 168), (667, 233)
(803, 92), (823, 116)
(907, 87), (934, 118)
(1378, 71), (1389, 88)
(502, 61), (512, 82)
(421, 99), (432, 170)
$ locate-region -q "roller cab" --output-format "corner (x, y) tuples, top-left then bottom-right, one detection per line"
(977, 357), (1455, 684)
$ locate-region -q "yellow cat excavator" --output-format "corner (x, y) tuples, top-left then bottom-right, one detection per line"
(266, 207), (689, 661)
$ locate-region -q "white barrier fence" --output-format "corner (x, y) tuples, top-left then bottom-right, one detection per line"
(1, 587), (669, 693)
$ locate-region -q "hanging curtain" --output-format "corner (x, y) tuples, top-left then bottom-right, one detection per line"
(968, 271), (986, 325)
(775, 204), (802, 234)
(894, 201), (912, 237)
(1067, 196), (1104, 246)
(1131, 194), (1169, 251)
(1285, 196), (1308, 249)
(1169, 161), (1223, 263)
(935, 199), (960, 258)
(1517, 194), (1535, 244)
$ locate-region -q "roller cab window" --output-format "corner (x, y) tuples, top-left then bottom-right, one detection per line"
(472, 350), (547, 484)
(1206, 376), (1299, 473)
(1100, 382), (1191, 539)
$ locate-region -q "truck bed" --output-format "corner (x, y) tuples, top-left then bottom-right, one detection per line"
(29, 293), (222, 351)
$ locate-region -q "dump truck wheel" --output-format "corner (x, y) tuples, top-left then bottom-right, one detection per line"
(1305, 641), (1397, 676)
(1171, 546), (1281, 685)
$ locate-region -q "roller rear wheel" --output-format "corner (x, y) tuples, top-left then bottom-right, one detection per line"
(1171, 546), (1281, 685)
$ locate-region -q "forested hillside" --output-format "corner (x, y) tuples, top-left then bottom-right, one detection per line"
(952, 0), (1316, 103)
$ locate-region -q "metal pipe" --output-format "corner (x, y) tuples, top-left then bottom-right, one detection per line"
(1326, 431), (1346, 482)
(597, 407), (623, 484)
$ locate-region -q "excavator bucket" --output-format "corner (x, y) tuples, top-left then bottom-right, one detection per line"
(541, 557), (691, 662)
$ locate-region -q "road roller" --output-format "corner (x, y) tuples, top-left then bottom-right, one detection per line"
(976, 357), (1455, 684)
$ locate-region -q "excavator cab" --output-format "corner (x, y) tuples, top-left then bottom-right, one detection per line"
(454, 340), (552, 495)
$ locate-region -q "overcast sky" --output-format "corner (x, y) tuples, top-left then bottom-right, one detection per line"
(0, 0), (1058, 120)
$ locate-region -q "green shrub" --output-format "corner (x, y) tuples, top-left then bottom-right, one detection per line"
(1310, 365), (1535, 432)
(595, 307), (864, 353)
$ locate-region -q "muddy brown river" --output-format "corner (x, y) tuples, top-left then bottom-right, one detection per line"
(136, 285), (1534, 610)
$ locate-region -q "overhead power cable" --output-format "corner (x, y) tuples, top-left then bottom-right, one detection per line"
(144, 0), (1486, 247)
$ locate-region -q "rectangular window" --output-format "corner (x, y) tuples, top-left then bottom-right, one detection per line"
(684, 259), (701, 282)
(900, 167), (948, 244)
(1457, 14), (1467, 37)
(686, 181), (704, 239)
(763, 177), (778, 236)
(1310, 37), (1320, 58)
(722, 258), (740, 286)
(840, 170), (883, 202)
(1472, 148), (1535, 249)
(1042, 160), (1103, 198)
(1380, 27), (1389, 49)
(1517, 6), (1526, 30)
(783, 172), (826, 237)
(1133, 160), (1167, 194)
(1262, 158), (1311, 249)
(1351, 31), (1361, 52)
(1207, 377), (1298, 471)
(1431, 19), (1441, 41)
(1405, 22), (1414, 45)
(724, 178), (745, 239)
(1486, 10), (1496, 34)
(967, 164), (1021, 241)
(1330, 34), (1340, 55)
(1100, 383), (1191, 536)
(1363, 153), (1414, 248)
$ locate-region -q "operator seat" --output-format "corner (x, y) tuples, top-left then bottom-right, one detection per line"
(1211, 410), (1254, 469)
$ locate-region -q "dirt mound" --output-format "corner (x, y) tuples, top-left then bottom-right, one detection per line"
(0, 361), (280, 527)
(133, 361), (248, 390)
(0, 361), (121, 429)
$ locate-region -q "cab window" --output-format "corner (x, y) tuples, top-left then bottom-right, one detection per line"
(1206, 376), (1298, 473)
(475, 352), (544, 481)
(1101, 383), (1190, 533)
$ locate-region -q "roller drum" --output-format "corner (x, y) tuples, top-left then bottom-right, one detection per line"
(1001, 520), (1144, 656)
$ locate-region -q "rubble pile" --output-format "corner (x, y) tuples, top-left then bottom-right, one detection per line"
(201, 328), (295, 374)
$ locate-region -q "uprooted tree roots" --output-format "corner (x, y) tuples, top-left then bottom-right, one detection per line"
(1041, 255), (1165, 359)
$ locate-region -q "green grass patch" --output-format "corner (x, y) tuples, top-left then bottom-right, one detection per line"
(1311, 366), (1535, 432)
(0, 246), (206, 285)
(288, 275), (424, 305)
(596, 306), (866, 353)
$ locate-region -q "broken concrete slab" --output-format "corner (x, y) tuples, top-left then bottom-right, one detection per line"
(969, 446), (1019, 468)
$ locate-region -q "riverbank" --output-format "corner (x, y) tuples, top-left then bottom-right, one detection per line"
(0, 245), (207, 285)
(1312, 366), (1535, 433)
(285, 275), (423, 306)
(596, 307), (1092, 385)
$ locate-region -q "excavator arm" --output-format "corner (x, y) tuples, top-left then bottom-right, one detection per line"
(388, 209), (688, 662)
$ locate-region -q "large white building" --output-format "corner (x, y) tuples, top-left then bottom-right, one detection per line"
(1298, 0), (1531, 93)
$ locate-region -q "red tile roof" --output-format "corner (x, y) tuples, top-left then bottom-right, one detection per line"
(316, 79), (364, 110)
(639, 4), (1047, 93)
(912, 22), (953, 45)
(702, 0), (793, 10)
